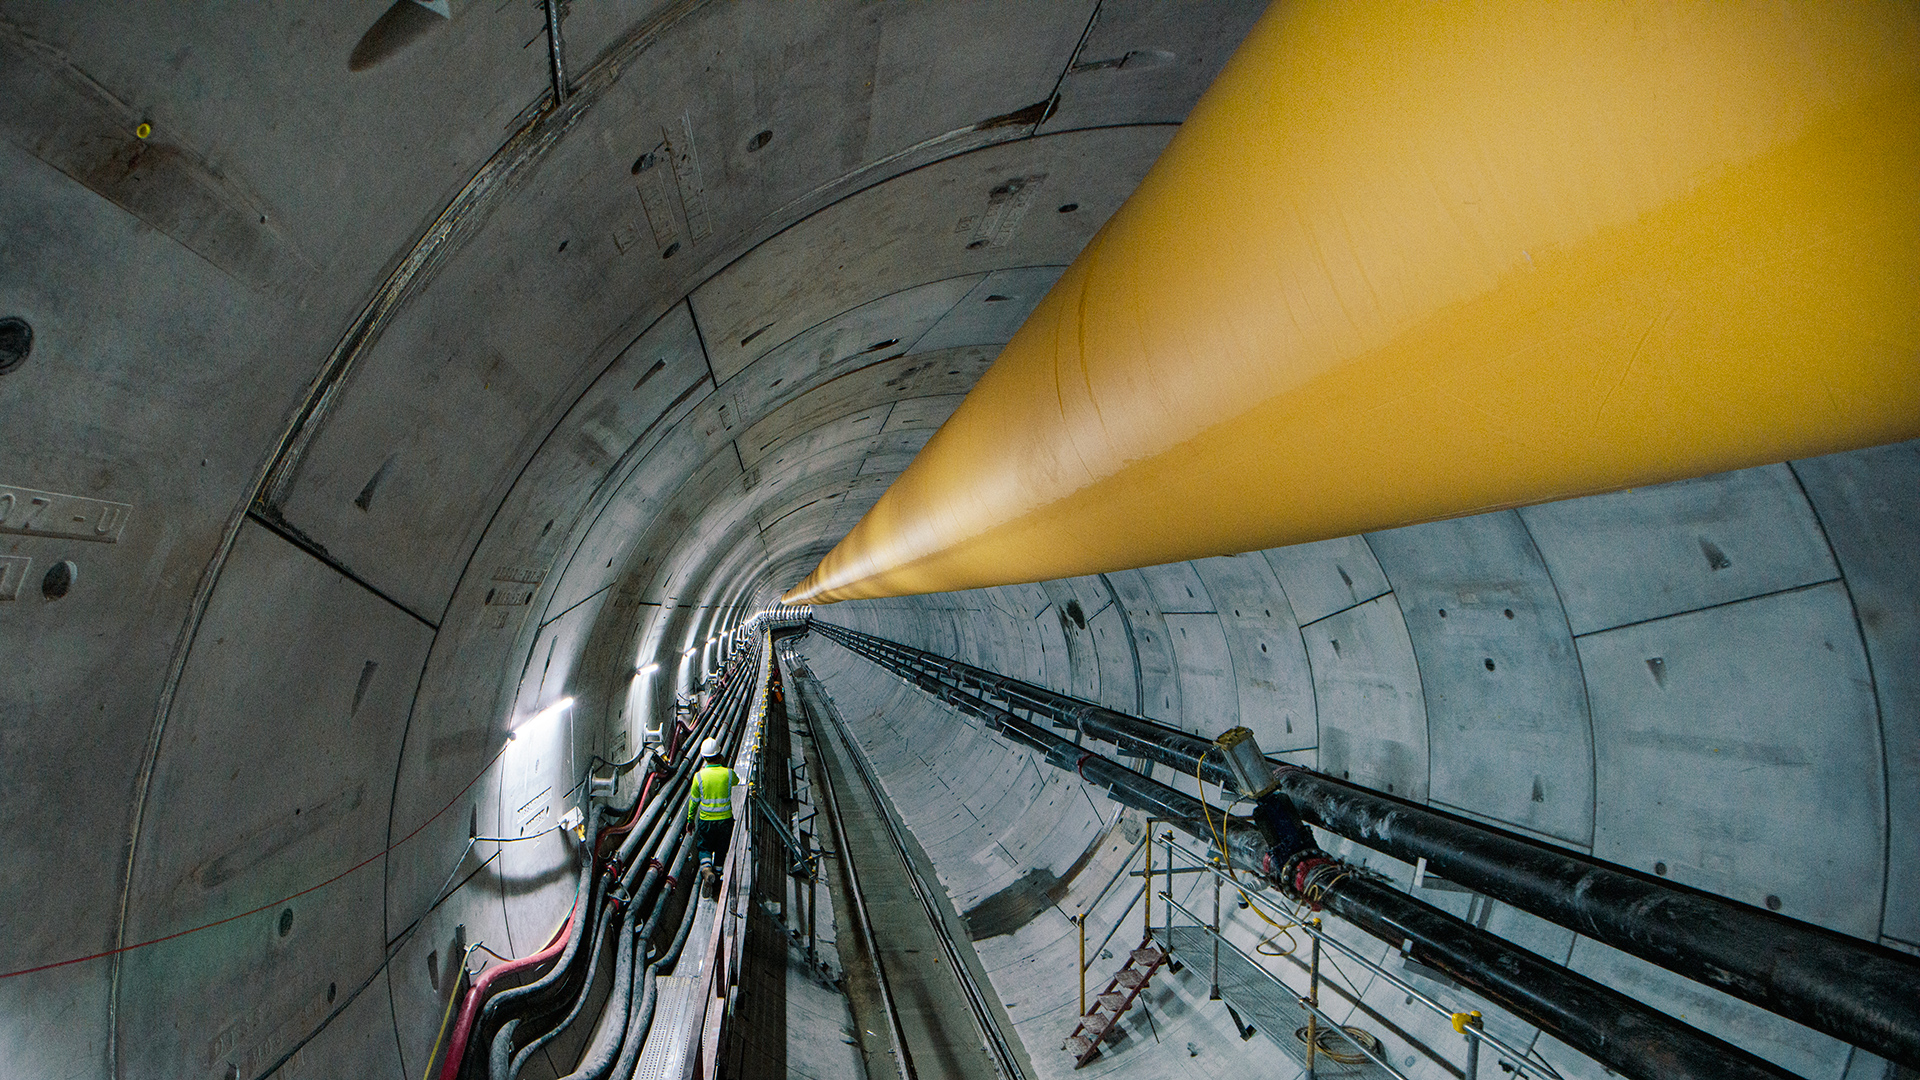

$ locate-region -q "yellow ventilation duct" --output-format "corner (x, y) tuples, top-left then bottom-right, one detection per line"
(786, 1), (1920, 604)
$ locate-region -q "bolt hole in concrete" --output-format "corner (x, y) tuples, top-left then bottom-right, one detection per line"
(1504, 608), (1515, 618)
(1438, 608), (1447, 618)
(41, 560), (75, 600)
(0, 316), (31, 375)
(327, 981), (336, 1003)
(557, 239), (568, 253)
(747, 129), (773, 152)
(1767, 895), (1782, 911)
(1484, 658), (1496, 671)
(1655, 861), (1669, 876)
(1057, 203), (1078, 213)
(966, 239), (988, 249)
(661, 242), (680, 259)
(279, 908), (294, 937)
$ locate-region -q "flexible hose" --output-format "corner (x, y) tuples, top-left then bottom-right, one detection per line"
(559, 828), (697, 1080)
(502, 893), (621, 1080)
(481, 641), (759, 1080)
(445, 812), (597, 1080)
(609, 837), (704, 1080)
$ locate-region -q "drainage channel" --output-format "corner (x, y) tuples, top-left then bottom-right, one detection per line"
(782, 647), (1028, 1080)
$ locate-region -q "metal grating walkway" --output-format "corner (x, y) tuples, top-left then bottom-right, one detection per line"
(633, 974), (702, 1080)
(1160, 926), (1387, 1077)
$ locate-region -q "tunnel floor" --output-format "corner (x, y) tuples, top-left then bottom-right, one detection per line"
(787, 654), (1030, 1080)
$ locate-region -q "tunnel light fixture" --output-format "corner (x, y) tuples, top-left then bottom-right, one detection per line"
(636, 662), (660, 675)
(511, 696), (574, 737)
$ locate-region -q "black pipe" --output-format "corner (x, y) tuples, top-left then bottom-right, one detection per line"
(807, 626), (1806, 1080)
(815, 621), (1920, 1071)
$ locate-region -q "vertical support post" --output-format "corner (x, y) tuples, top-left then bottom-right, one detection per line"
(1143, 819), (1155, 943)
(1455, 1010), (1483, 1080)
(542, 0), (568, 105)
(1162, 834), (1172, 945)
(1076, 915), (1087, 1016)
(1307, 917), (1321, 1080)
(1210, 861), (1221, 1000)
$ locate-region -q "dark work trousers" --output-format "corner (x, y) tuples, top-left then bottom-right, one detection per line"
(695, 816), (735, 865)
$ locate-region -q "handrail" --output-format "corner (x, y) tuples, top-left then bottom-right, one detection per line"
(1154, 833), (1561, 1080)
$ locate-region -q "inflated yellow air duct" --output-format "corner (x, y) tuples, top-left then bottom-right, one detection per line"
(785, 1), (1920, 604)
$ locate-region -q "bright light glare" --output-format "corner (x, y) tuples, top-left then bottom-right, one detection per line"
(636, 662), (660, 675)
(512, 696), (574, 736)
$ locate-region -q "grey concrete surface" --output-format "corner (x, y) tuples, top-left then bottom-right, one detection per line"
(1, 3), (1913, 1080)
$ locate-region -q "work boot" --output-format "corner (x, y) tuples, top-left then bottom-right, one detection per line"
(701, 864), (719, 899)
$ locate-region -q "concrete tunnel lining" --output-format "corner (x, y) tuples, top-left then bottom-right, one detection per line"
(1, 3), (1915, 1079)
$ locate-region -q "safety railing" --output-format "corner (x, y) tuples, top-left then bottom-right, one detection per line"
(1144, 829), (1564, 1080)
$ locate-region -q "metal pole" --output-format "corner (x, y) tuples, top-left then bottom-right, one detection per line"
(1162, 835), (1172, 944)
(1306, 916), (1321, 1080)
(1143, 819), (1154, 944)
(541, 0), (568, 104)
(803, 829), (817, 966)
(1210, 864), (1221, 1001)
(1077, 915), (1087, 1016)
(1456, 1010), (1482, 1080)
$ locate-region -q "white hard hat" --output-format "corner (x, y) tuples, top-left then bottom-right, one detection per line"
(700, 737), (720, 759)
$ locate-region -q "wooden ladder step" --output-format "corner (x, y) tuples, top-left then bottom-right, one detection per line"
(1096, 991), (1128, 1012)
(1130, 945), (1165, 967)
(1064, 1034), (1093, 1058)
(1114, 968), (1148, 990)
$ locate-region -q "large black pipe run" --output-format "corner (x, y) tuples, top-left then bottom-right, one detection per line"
(804, 625), (1803, 1080)
(812, 621), (1920, 1071)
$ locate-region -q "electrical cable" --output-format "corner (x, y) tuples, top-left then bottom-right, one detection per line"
(1293, 1024), (1380, 1064)
(1194, 749), (1295, 957)
(422, 943), (482, 1080)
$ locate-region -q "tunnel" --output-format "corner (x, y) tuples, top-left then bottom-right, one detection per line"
(2, 3), (1916, 1080)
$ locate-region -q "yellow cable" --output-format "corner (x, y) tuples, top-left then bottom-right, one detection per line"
(1195, 749), (1295, 956)
(420, 943), (477, 1080)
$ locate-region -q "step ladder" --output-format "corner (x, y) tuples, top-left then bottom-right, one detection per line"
(1062, 939), (1168, 1068)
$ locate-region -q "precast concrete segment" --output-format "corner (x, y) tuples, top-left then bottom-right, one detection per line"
(785, 2), (1920, 603)
(812, 622), (1920, 1072)
(805, 629), (1806, 1080)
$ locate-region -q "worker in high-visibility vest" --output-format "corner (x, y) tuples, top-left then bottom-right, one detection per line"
(688, 737), (740, 896)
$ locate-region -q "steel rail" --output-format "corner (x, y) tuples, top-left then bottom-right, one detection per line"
(783, 652), (918, 1080)
(813, 621), (1920, 1071)
(802, 661), (1028, 1080)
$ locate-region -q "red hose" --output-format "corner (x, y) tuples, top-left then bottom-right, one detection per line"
(436, 906), (575, 1080)
(599, 769), (661, 852)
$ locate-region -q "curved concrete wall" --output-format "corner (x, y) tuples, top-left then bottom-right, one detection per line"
(806, 443), (1918, 1080)
(3, 4), (1911, 1080)
(0, 3), (1272, 1076)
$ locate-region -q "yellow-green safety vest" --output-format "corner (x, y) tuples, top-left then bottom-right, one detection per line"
(689, 765), (737, 821)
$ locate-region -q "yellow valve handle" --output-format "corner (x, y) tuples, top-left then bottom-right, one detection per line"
(1451, 1010), (1483, 1035)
